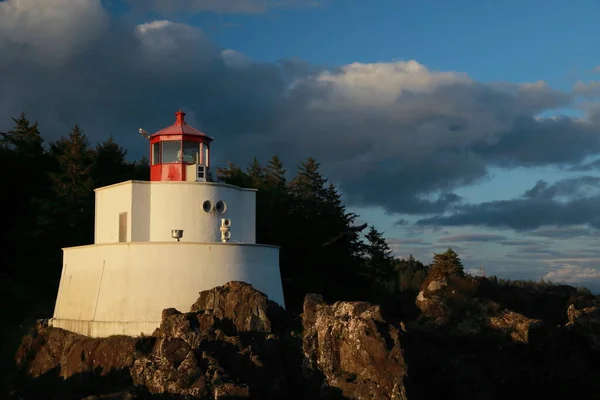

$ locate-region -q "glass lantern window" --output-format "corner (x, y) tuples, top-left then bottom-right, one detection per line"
(182, 141), (201, 164)
(162, 141), (181, 163)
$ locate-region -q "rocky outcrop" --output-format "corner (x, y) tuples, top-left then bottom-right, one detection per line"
(302, 294), (407, 400)
(130, 282), (289, 399)
(13, 281), (408, 400)
(487, 310), (543, 344)
(11, 279), (600, 400)
(566, 304), (600, 351)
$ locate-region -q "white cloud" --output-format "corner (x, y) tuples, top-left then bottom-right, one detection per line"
(543, 264), (600, 285)
(221, 49), (252, 69)
(312, 60), (472, 109)
(135, 20), (205, 52)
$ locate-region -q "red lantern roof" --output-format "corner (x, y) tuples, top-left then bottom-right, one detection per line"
(151, 110), (214, 141)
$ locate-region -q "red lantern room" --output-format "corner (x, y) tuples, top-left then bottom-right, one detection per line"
(148, 111), (214, 182)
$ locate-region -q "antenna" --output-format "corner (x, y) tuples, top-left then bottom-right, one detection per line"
(139, 128), (150, 140)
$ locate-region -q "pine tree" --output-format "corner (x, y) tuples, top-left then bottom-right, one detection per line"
(286, 158), (366, 304)
(394, 255), (428, 292)
(0, 114), (49, 281)
(216, 161), (251, 187)
(259, 156), (291, 247)
(264, 155), (286, 188)
(247, 157), (264, 188)
(92, 136), (130, 187)
(363, 226), (397, 301)
(46, 125), (95, 246)
(426, 247), (465, 285)
(0, 113), (44, 159)
(132, 156), (150, 181)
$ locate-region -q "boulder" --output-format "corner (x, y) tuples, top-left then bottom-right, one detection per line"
(302, 293), (407, 400)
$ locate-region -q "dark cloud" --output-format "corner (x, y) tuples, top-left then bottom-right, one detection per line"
(417, 176), (600, 230)
(386, 237), (432, 246)
(439, 233), (507, 243)
(2, 0), (600, 218)
(498, 239), (542, 246)
(530, 226), (599, 239)
(567, 158), (600, 172)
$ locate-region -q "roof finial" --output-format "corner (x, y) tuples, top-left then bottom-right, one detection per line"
(175, 110), (186, 125)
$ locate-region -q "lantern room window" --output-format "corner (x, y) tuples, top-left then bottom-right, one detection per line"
(152, 143), (161, 165)
(182, 141), (201, 164)
(162, 141), (181, 163)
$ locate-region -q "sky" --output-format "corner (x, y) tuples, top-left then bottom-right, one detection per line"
(2, 0), (600, 291)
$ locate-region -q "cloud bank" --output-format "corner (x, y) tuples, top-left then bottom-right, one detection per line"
(1, 0), (599, 228)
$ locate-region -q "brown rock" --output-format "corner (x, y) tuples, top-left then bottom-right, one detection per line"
(488, 310), (543, 344)
(566, 304), (600, 351)
(190, 281), (284, 333)
(16, 326), (137, 380)
(302, 294), (407, 400)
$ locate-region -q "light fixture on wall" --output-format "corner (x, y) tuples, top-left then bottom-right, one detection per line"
(171, 229), (184, 242)
(220, 219), (231, 243)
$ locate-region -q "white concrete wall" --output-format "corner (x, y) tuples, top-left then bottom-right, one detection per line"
(241, 190), (257, 243)
(94, 181), (257, 244)
(51, 242), (284, 337)
(131, 183), (151, 242)
(94, 183), (132, 244)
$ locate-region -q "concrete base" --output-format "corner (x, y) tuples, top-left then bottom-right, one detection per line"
(51, 242), (284, 338)
(49, 318), (161, 338)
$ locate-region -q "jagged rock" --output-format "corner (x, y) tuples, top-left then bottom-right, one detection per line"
(302, 293), (407, 400)
(16, 326), (137, 380)
(427, 279), (447, 292)
(131, 282), (288, 399)
(488, 310), (543, 344)
(14, 280), (600, 400)
(566, 304), (600, 351)
(190, 281), (284, 334)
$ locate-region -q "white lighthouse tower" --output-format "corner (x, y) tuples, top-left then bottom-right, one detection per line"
(49, 111), (285, 338)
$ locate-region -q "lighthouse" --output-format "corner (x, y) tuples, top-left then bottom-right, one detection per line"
(49, 111), (285, 338)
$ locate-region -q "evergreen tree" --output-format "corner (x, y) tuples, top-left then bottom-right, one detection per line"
(132, 156), (150, 181)
(247, 157), (264, 188)
(92, 136), (130, 187)
(286, 158), (366, 305)
(216, 161), (252, 187)
(259, 155), (291, 247)
(394, 255), (428, 292)
(364, 226), (395, 280)
(0, 113), (44, 158)
(264, 155), (287, 188)
(0, 114), (50, 282)
(45, 125), (95, 247)
(363, 226), (397, 305)
(425, 247), (465, 285)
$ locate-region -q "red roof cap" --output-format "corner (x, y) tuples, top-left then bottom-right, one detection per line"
(151, 110), (214, 141)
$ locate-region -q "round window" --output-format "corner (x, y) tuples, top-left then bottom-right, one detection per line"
(202, 200), (212, 212)
(215, 200), (227, 214)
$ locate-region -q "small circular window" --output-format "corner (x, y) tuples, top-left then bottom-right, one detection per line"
(202, 200), (212, 212)
(215, 200), (227, 214)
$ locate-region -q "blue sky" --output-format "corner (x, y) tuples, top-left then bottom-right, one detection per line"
(3, 0), (600, 290)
